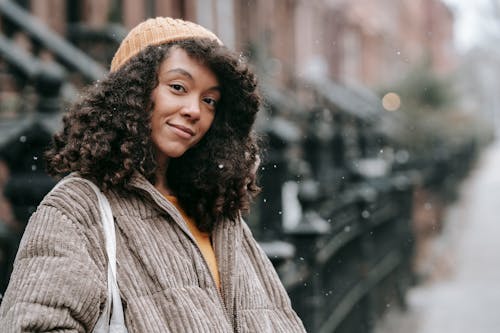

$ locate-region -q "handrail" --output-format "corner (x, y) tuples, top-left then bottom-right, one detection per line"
(67, 22), (127, 45)
(317, 251), (402, 333)
(0, 33), (49, 79)
(0, 33), (77, 104)
(0, 0), (106, 82)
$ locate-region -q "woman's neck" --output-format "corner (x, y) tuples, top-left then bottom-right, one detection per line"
(155, 158), (172, 197)
(157, 186), (172, 197)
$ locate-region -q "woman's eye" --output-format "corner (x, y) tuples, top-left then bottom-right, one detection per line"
(203, 97), (218, 108)
(169, 84), (186, 92)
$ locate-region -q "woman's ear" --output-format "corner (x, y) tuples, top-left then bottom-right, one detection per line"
(245, 151), (260, 176)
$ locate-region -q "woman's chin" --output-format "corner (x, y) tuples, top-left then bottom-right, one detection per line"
(166, 149), (188, 159)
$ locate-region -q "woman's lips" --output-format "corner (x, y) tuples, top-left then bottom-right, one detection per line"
(169, 123), (195, 139)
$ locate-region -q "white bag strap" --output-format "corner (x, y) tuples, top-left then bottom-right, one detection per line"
(50, 177), (128, 333)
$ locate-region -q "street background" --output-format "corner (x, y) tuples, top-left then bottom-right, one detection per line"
(1, 1), (500, 332)
(375, 141), (500, 333)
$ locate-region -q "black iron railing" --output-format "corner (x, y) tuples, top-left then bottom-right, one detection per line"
(0, 0), (106, 82)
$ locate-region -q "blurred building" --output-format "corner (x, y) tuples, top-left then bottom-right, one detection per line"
(1, 0), (456, 90)
(456, 47), (500, 134)
(293, 0), (456, 86)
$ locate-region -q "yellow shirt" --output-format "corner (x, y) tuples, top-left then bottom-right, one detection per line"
(165, 195), (221, 290)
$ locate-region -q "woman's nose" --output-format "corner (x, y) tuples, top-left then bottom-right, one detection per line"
(180, 97), (201, 120)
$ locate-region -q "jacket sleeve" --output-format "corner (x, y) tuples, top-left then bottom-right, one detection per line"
(0, 202), (106, 332)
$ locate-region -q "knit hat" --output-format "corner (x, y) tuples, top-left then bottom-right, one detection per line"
(110, 17), (223, 72)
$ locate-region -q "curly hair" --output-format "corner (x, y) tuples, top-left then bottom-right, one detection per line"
(45, 38), (261, 232)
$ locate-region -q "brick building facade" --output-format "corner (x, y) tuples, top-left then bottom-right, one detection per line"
(7, 0), (455, 89)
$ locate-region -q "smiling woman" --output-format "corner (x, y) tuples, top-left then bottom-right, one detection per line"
(150, 46), (226, 294)
(0, 17), (306, 333)
(150, 48), (220, 164)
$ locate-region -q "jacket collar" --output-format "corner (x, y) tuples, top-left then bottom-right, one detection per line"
(128, 171), (194, 239)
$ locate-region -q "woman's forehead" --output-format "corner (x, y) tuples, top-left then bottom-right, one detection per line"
(158, 48), (219, 87)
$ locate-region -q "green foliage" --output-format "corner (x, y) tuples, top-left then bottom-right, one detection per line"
(379, 61), (490, 157)
(390, 61), (453, 111)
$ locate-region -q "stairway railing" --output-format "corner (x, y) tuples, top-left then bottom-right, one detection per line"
(0, 0), (106, 82)
(0, 33), (77, 104)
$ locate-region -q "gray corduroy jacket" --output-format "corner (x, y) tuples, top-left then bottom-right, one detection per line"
(0, 173), (306, 332)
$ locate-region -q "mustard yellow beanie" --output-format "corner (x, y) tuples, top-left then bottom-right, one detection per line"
(110, 17), (223, 72)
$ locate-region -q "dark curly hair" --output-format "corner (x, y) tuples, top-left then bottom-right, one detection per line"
(45, 38), (261, 232)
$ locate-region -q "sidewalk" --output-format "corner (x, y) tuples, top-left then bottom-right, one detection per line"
(376, 141), (500, 333)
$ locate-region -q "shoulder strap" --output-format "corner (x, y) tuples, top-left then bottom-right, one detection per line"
(50, 177), (128, 333)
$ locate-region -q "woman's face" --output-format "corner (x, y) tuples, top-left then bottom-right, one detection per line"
(150, 47), (220, 166)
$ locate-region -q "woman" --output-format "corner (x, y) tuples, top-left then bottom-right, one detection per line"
(0, 17), (306, 332)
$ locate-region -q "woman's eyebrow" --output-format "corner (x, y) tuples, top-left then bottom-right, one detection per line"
(164, 67), (220, 91)
(165, 68), (193, 80)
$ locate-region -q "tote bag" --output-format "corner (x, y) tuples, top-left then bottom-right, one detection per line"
(52, 177), (128, 333)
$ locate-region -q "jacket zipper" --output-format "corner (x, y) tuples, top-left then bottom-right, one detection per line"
(140, 188), (238, 332)
(209, 232), (237, 333)
(169, 206), (236, 332)
(194, 235), (237, 332)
